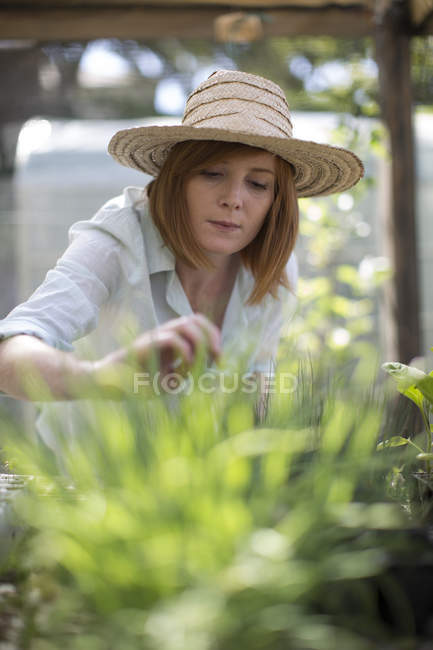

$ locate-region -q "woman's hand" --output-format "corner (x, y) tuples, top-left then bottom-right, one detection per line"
(131, 313), (221, 375)
(93, 313), (221, 397)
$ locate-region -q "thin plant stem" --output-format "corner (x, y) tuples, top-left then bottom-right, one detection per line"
(420, 403), (432, 473)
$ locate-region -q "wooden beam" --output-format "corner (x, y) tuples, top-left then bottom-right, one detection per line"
(0, 6), (373, 40)
(375, 0), (421, 364)
(0, 0), (373, 6)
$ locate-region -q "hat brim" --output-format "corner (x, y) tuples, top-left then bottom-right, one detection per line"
(108, 125), (364, 198)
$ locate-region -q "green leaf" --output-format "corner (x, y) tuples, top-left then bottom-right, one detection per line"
(376, 436), (409, 451)
(382, 362), (432, 410)
(416, 375), (433, 406)
(416, 453), (433, 461)
(401, 385), (424, 410)
(382, 362), (426, 391)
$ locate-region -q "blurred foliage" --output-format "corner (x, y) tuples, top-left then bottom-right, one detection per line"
(28, 32), (432, 120)
(152, 35), (380, 115)
(44, 36), (381, 118)
(411, 36), (433, 109)
(277, 113), (390, 376)
(1, 348), (432, 649)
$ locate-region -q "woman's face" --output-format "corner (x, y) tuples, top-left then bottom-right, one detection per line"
(184, 148), (276, 260)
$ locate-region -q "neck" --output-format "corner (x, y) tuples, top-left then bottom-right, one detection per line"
(176, 253), (240, 293)
(175, 253), (241, 326)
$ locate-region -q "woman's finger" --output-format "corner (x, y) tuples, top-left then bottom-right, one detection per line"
(132, 313), (221, 375)
(190, 313), (221, 359)
(168, 319), (215, 362)
(154, 330), (195, 374)
(158, 314), (220, 361)
(170, 313), (221, 361)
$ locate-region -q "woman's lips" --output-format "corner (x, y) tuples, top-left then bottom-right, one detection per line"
(208, 220), (241, 232)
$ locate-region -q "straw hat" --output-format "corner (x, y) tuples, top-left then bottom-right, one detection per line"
(108, 69), (364, 197)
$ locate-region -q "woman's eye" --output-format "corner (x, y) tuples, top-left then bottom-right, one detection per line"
(250, 180), (268, 190)
(200, 170), (221, 178)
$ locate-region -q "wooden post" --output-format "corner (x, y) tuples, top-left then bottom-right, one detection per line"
(375, 0), (421, 364)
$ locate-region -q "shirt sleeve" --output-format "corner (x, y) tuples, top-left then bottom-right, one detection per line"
(250, 253), (298, 375)
(0, 188), (146, 351)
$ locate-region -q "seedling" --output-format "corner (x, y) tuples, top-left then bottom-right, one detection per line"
(381, 353), (433, 473)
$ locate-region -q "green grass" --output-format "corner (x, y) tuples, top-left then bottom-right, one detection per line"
(0, 354), (428, 650)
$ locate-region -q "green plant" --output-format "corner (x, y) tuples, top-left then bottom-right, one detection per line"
(381, 356), (433, 471)
(380, 354), (433, 522)
(0, 354), (425, 649)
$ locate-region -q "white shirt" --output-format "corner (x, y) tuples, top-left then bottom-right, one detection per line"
(0, 186), (297, 373)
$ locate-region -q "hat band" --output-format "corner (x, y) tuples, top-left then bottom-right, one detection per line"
(182, 98), (293, 140)
(182, 110), (292, 140)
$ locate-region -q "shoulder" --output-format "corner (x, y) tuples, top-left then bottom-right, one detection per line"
(285, 252), (298, 291)
(68, 186), (148, 251)
(259, 253), (298, 323)
(267, 252), (298, 307)
(65, 186), (153, 287)
(95, 186), (147, 217)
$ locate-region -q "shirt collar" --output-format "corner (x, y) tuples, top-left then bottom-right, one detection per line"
(139, 200), (175, 275)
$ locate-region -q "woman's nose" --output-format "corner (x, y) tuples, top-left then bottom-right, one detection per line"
(219, 179), (243, 209)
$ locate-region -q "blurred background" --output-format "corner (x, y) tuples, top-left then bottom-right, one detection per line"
(0, 0), (433, 399)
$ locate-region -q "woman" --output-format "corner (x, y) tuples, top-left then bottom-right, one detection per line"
(0, 69), (363, 408)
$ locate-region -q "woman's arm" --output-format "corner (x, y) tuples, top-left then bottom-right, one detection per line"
(0, 314), (221, 402)
(0, 335), (97, 401)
